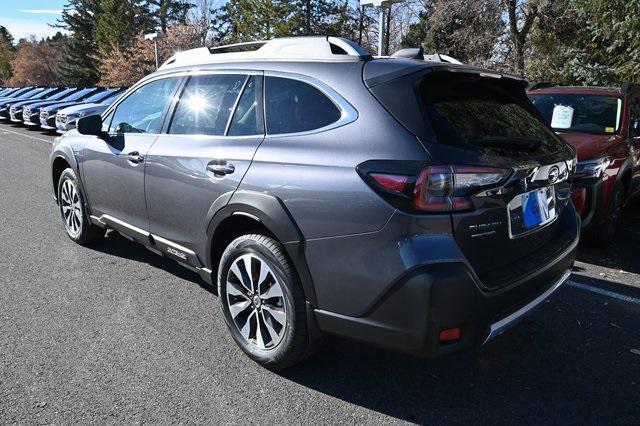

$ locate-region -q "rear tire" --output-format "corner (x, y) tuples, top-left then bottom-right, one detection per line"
(57, 168), (105, 245)
(217, 234), (315, 370)
(586, 181), (624, 248)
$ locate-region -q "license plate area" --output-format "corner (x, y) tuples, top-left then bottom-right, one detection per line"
(507, 186), (556, 238)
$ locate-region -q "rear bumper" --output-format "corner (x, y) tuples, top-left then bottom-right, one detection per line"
(311, 208), (579, 358)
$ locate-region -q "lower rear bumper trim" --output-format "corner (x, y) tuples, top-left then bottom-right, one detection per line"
(483, 269), (571, 345)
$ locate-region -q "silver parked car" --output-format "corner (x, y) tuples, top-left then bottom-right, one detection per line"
(50, 37), (579, 369)
(55, 88), (126, 133)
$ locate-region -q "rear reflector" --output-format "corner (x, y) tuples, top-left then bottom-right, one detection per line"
(370, 173), (409, 193)
(439, 327), (461, 342)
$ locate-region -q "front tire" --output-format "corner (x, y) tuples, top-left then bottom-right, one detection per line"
(217, 234), (313, 370)
(57, 168), (104, 245)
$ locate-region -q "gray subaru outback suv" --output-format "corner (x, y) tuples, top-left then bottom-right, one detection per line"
(50, 37), (579, 369)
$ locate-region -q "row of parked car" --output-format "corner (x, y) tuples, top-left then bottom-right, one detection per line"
(0, 86), (125, 133)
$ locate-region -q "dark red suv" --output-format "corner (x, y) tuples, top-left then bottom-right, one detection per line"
(528, 83), (640, 246)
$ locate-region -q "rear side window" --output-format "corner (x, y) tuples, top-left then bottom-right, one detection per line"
(110, 77), (180, 134)
(265, 76), (341, 135)
(169, 74), (246, 136)
(228, 75), (264, 136)
(421, 74), (565, 157)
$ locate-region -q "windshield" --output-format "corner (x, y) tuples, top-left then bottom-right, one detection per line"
(528, 93), (622, 135)
(83, 89), (114, 103)
(30, 88), (58, 100)
(101, 93), (121, 105)
(64, 88), (97, 102)
(9, 88), (33, 98)
(49, 88), (76, 100)
(21, 88), (46, 99)
(421, 75), (565, 158)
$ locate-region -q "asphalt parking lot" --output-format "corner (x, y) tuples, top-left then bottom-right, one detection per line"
(1, 123), (639, 424)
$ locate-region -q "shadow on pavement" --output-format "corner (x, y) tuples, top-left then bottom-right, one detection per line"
(577, 199), (640, 274)
(71, 190), (640, 423)
(282, 287), (640, 423)
(88, 231), (215, 295)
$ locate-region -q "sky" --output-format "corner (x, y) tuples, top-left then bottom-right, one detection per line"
(0, 0), (67, 41)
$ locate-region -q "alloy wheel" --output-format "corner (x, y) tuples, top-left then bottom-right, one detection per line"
(60, 179), (83, 237)
(225, 254), (287, 350)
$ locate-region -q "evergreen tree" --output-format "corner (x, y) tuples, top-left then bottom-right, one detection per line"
(0, 26), (14, 49)
(527, 0), (640, 85)
(211, 0), (294, 44)
(403, 0), (501, 67)
(0, 38), (14, 84)
(145, 0), (194, 32)
(569, 0), (640, 84)
(291, 0), (359, 38)
(55, 0), (102, 86)
(96, 0), (153, 54)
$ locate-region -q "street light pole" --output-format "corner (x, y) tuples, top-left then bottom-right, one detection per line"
(377, 6), (384, 57)
(144, 32), (166, 69)
(360, 0), (404, 57)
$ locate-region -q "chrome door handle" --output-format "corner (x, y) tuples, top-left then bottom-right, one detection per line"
(207, 163), (235, 176)
(127, 152), (144, 163)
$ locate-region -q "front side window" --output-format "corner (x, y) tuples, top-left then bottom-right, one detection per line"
(265, 76), (341, 135)
(110, 77), (180, 134)
(528, 93), (622, 135)
(169, 74), (246, 136)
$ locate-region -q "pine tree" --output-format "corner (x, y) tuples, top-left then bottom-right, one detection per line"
(96, 0), (153, 55)
(289, 0), (348, 36)
(0, 25), (14, 84)
(402, 0), (501, 67)
(0, 26), (14, 49)
(211, 0), (294, 44)
(0, 38), (14, 84)
(145, 0), (194, 32)
(55, 0), (102, 86)
(526, 0), (640, 85)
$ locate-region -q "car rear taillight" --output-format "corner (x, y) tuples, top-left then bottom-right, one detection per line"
(414, 166), (509, 212)
(360, 163), (510, 213)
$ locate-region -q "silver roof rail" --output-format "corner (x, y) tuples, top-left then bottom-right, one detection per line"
(160, 36), (371, 69)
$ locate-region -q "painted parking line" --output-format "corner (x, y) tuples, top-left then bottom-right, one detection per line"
(0, 127), (53, 144)
(567, 280), (640, 305)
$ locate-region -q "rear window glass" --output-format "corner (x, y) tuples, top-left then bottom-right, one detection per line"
(528, 93), (622, 135)
(422, 75), (565, 157)
(265, 77), (341, 135)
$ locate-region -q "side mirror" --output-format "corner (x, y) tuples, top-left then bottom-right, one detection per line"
(77, 114), (103, 136)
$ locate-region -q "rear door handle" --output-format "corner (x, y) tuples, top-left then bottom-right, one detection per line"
(206, 163), (235, 176)
(127, 152), (144, 164)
